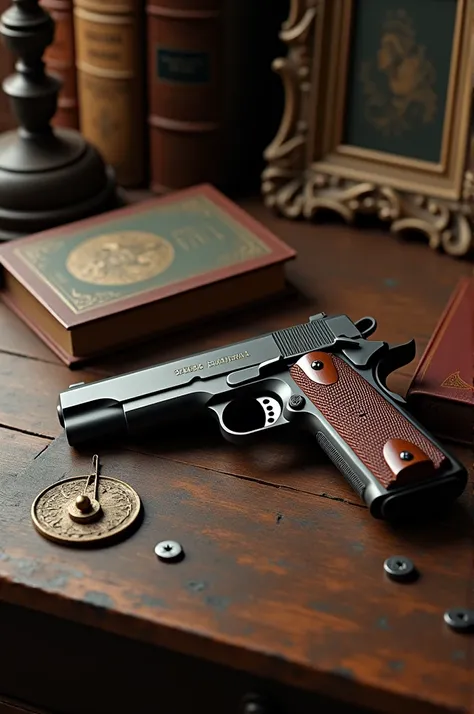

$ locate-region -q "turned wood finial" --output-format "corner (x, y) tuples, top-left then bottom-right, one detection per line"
(0, 0), (119, 241)
(1, 0), (60, 135)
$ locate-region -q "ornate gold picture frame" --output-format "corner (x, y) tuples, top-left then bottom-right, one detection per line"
(262, 0), (474, 257)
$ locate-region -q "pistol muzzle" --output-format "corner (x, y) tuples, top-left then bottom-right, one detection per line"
(56, 399), (64, 427)
(60, 399), (127, 446)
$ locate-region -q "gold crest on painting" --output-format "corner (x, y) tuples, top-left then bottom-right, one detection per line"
(360, 10), (437, 136)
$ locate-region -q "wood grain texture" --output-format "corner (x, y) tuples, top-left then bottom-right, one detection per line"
(0, 436), (472, 714)
(0, 196), (472, 714)
(0, 428), (50, 478)
(0, 353), (93, 437)
(0, 303), (61, 364)
(0, 697), (48, 714)
(0, 601), (368, 714)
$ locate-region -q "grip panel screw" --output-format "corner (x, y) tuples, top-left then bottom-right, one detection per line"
(288, 395), (306, 410)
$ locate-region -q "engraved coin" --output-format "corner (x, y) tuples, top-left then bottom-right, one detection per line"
(31, 476), (142, 546)
(66, 231), (175, 285)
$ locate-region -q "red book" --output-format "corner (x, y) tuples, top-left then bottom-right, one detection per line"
(407, 277), (473, 445)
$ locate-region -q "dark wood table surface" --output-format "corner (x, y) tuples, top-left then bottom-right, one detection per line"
(0, 197), (472, 714)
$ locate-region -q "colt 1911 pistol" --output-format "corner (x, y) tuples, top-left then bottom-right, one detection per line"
(57, 313), (467, 520)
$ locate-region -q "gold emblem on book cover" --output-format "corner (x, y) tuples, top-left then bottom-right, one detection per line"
(441, 371), (474, 390)
(31, 456), (142, 546)
(66, 231), (175, 285)
(360, 10), (437, 136)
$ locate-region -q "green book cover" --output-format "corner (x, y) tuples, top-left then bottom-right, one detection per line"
(6, 187), (292, 317)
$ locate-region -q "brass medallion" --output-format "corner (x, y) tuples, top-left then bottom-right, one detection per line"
(66, 231), (175, 285)
(31, 456), (141, 546)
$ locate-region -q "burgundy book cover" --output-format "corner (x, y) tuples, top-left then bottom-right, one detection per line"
(407, 277), (473, 445)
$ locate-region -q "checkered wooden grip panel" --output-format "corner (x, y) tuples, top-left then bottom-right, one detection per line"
(290, 355), (446, 490)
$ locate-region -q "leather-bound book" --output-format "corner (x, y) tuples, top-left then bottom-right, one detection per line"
(41, 0), (79, 129)
(146, 0), (264, 194)
(73, 0), (145, 186)
(407, 277), (473, 445)
(0, 0), (15, 133)
(0, 184), (295, 365)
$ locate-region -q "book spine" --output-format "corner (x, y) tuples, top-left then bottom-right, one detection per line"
(41, 0), (79, 129)
(145, 0), (222, 194)
(0, 0), (15, 133)
(73, 0), (145, 187)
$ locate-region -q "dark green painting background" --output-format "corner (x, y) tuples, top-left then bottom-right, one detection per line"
(343, 0), (458, 162)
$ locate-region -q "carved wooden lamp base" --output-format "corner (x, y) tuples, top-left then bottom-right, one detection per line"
(0, 0), (120, 241)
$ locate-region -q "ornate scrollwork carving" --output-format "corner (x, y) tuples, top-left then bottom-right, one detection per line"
(301, 173), (473, 257)
(261, 0), (318, 218)
(262, 0), (474, 258)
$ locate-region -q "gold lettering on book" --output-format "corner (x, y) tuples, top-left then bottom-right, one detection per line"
(173, 227), (212, 251)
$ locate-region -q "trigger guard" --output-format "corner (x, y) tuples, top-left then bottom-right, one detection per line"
(208, 403), (262, 446)
(373, 339), (416, 405)
(209, 396), (282, 445)
(208, 405), (245, 445)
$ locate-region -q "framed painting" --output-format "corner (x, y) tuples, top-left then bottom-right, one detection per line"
(262, 0), (474, 256)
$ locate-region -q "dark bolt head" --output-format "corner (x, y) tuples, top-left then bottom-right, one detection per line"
(399, 451), (414, 461)
(311, 360), (324, 370)
(155, 540), (184, 562)
(288, 394), (305, 410)
(383, 555), (418, 582)
(240, 694), (269, 714)
(444, 608), (474, 632)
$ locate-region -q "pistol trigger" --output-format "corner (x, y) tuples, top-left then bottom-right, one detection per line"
(374, 339), (416, 404)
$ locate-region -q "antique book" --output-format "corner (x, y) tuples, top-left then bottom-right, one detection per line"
(146, 0), (273, 194)
(0, 184), (295, 366)
(73, 0), (145, 186)
(407, 277), (473, 445)
(41, 0), (79, 129)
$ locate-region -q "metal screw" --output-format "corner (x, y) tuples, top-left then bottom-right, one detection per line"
(444, 608), (474, 632)
(155, 540), (184, 562)
(288, 394), (305, 410)
(240, 694), (270, 714)
(399, 451), (414, 461)
(383, 555), (418, 582)
(311, 360), (324, 370)
(242, 703), (266, 714)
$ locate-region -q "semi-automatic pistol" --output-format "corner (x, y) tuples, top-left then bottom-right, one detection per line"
(57, 313), (467, 520)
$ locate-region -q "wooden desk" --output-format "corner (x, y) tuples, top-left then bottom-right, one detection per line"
(0, 199), (472, 714)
